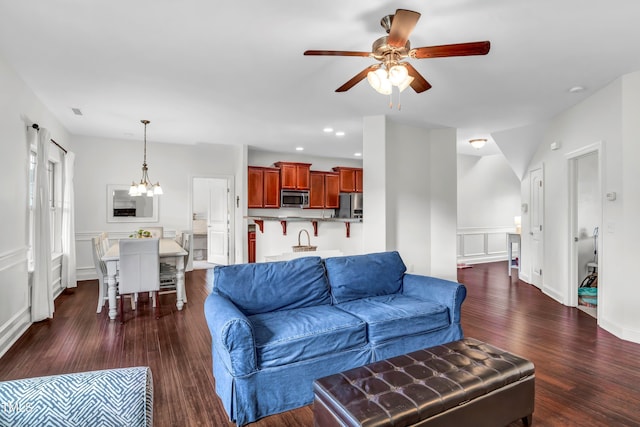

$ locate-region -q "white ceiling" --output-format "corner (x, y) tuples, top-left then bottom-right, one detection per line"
(1, 0), (640, 159)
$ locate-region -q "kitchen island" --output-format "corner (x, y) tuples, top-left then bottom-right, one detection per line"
(245, 216), (363, 263)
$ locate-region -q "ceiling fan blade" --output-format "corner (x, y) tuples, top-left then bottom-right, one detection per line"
(412, 41), (491, 59)
(404, 63), (432, 93)
(387, 9), (421, 48)
(336, 65), (380, 92)
(304, 50), (371, 57)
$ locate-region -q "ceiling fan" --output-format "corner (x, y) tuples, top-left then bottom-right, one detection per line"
(304, 9), (490, 94)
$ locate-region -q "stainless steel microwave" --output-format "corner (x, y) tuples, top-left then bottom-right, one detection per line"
(281, 190), (309, 208)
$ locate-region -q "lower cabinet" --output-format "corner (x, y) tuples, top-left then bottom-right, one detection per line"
(248, 231), (256, 263)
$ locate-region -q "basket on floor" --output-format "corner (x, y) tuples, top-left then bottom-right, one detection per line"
(292, 229), (317, 252)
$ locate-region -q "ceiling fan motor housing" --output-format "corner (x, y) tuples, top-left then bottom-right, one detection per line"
(372, 36), (411, 61)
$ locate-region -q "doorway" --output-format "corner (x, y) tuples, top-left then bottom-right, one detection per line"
(191, 176), (234, 268)
(529, 167), (544, 289)
(567, 144), (602, 318)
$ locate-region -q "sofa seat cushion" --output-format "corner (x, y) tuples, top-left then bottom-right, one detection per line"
(250, 305), (367, 369)
(335, 295), (450, 344)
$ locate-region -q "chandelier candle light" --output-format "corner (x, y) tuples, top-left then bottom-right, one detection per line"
(129, 120), (163, 197)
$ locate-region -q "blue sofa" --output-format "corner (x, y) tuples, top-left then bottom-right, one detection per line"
(0, 366), (153, 426)
(204, 251), (467, 426)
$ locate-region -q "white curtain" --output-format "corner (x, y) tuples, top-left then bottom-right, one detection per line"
(32, 128), (54, 322)
(61, 152), (77, 288)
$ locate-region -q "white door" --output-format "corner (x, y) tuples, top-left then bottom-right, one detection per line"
(207, 179), (230, 265)
(530, 167), (544, 289)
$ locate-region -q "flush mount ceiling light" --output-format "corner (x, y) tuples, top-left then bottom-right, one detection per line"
(335, 131), (345, 137)
(323, 127), (334, 133)
(129, 120), (163, 197)
(469, 138), (487, 149)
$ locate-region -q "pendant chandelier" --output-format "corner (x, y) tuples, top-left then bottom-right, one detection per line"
(129, 120), (163, 197)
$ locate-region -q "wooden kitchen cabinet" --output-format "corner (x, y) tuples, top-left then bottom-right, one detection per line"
(274, 162), (311, 190)
(308, 172), (325, 208)
(248, 166), (280, 208)
(325, 172), (340, 208)
(332, 167), (363, 193)
(309, 171), (340, 209)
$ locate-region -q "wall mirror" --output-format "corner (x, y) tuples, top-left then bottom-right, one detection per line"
(107, 184), (158, 223)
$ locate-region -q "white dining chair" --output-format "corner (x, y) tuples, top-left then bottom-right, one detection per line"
(99, 231), (110, 254)
(182, 231), (194, 273)
(145, 226), (163, 238)
(118, 238), (161, 323)
(91, 236), (109, 313)
(174, 231), (183, 246)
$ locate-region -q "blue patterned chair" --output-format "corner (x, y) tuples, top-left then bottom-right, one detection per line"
(0, 366), (153, 427)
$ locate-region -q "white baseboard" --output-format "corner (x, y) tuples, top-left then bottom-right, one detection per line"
(0, 306), (31, 359)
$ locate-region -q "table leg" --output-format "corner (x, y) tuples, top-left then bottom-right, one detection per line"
(106, 260), (118, 320)
(176, 255), (185, 310)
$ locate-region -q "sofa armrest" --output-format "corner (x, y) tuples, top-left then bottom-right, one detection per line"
(0, 367), (152, 427)
(204, 293), (257, 376)
(402, 274), (467, 324)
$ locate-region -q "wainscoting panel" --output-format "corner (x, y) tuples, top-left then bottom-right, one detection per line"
(457, 227), (518, 265)
(0, 247), (30, 358)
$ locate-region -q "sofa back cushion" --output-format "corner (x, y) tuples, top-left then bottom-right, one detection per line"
(325, 251), (406, 304)
(213, 256), (331, 315)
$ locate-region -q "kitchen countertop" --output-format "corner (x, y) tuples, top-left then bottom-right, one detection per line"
(245, 215), (361, 237)
(245, 215), (362, 223)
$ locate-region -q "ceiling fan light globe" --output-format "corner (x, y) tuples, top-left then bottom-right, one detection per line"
(377, 78), (393, 95)
(388, 64), (409, 86)
(398, 75), (414, 92)
(367, 70), (382, 91)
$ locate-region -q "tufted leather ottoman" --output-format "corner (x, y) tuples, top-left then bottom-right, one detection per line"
(313, 338), (535, 427)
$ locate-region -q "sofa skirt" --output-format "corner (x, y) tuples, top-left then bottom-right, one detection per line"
(213, 345), (371, 426)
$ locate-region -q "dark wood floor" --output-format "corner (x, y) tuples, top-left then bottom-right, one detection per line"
(1, 262), (639, 426)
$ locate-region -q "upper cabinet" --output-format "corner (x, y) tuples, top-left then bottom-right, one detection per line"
(309, 171), (340, 209)
(248, 166), (280, 208)
(274, 162), (311, 190)
(332, 167), (363, 193)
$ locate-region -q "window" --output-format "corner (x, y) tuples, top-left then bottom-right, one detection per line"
(27, 149), (62, 272)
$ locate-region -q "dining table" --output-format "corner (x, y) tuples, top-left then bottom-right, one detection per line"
(101, 238), (188, 321)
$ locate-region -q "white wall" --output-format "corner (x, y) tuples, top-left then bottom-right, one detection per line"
(0, 53), (70, 357)
(457, 154), (521, 228)
(72, 136), (244, 279)
(520, 70), (640, 343)
(363, 117), (458, 280)
(456, 153), (522, 265)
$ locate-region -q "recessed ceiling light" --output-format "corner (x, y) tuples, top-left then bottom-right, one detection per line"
(323, 127), (334, 133)
(295, 147), (304, 151)
(569, 86), (585, 93)
(335, 131), (345, 137)
(354, 152), (362, 157)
